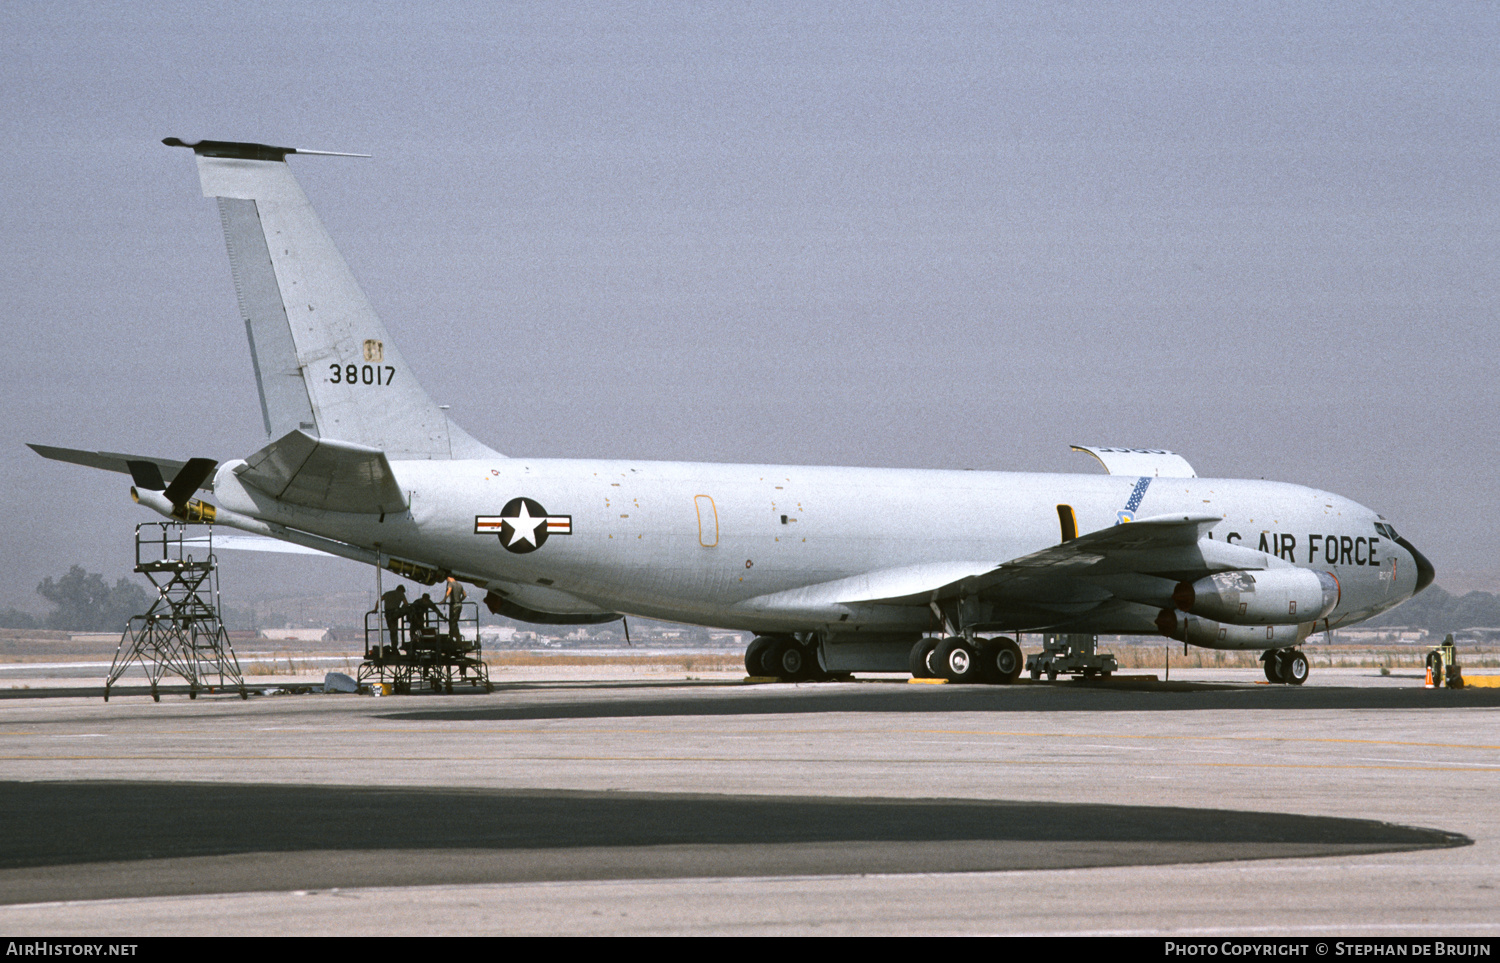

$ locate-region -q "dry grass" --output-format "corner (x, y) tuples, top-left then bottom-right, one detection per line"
(482, 651), (743, 672)
(1102, 643), (1500, 670)
(237, 651), (746, 677)
(243, 657), (359, 677)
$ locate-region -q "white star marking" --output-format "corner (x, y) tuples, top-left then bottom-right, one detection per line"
(505, 502), (545, 547)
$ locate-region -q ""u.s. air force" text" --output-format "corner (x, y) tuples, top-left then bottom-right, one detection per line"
(1209, 532), (1384, 566)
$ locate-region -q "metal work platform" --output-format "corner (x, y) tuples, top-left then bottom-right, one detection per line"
(105, 523), (246, 702)
(360, 598), (490, 694)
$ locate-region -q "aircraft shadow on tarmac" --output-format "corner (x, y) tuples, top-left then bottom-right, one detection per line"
(0, 781), (1469, 905)
(386, 681), (1500, 723)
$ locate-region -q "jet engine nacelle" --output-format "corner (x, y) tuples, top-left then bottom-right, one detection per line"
(1154, 609), (1314, 650)
(1172, 568), (1338, 626)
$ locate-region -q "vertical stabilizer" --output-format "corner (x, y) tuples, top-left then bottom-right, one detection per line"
(166, 138), (498, 460)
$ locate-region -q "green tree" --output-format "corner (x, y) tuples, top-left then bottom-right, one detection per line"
(35, 566), (152, 632)
(0, 608), (39, 630)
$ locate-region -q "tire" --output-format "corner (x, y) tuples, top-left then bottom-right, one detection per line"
(768, 638), (816, 682)
(935, 636), (983, 684)
(909, 637), (941, 679)
(1263, 651), (1283, 683)
(990, 637), (1023, 685)
(1283, 649), (1309, 686)
(744, 636), (778, 676)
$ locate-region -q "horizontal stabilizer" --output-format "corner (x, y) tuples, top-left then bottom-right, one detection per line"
(29, 444), (207, 492)
(235, 429), (407, 515)
(184, 534), (331, 556)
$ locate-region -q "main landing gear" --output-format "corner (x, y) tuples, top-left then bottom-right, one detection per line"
(745, 635), (829, 682)
(911, 635), (1024, 685)
(1261, 648), (1310, 685)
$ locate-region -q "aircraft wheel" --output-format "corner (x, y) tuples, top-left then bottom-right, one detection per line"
(744, 636), (778, 676)
(1282, 649), (1310, 686)
(768, 639), (816, 682)
(1263, 651), (1283, 683)
(989, 637), (1023, 685)
(935, 636), (983, 684)
(909, 637), (941, 679)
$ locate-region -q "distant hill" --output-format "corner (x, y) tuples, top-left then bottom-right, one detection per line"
(1363, 586), (1500, 636)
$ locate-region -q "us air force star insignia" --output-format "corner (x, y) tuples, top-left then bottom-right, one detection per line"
(475, 498), (573, 554)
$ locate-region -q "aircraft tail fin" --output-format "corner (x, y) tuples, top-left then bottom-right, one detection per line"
(167, 138), (498, 461)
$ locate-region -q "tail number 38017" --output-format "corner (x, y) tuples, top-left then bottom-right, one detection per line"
(329, 363), (396, 386)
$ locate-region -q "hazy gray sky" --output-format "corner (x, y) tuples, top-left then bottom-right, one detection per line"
(1, 2), (1495, 610)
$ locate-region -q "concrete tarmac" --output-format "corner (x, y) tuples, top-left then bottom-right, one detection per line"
(0, 667), (1496, 935)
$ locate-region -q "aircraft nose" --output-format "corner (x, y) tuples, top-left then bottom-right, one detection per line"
(1398, 535), (1436, 594)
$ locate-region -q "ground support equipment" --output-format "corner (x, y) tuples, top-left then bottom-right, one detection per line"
(1025, 633), (1117, 681)
(359, 600), (490, 694)
(105, 523), (247, 702)
(1425, 634), (1464, 689)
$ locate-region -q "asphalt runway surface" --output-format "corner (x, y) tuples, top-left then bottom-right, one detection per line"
(0, 669), (1495, 935)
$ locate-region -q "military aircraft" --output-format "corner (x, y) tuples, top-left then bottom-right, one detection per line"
(31, 138), (1435, 686)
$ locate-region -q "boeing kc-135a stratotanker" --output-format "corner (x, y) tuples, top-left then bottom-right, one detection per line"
(31, 138), (1435, 686)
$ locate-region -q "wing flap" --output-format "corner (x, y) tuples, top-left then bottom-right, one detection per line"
(234, 429), (407, 514)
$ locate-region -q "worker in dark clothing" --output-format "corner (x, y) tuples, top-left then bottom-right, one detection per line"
(443, 577), (467, 640)
(380, 584), (408, 654)
(408, 592), (440, 648)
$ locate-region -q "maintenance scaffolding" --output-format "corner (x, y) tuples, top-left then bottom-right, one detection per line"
(105, 522), (247, 702)
(360, 597), (490, 694)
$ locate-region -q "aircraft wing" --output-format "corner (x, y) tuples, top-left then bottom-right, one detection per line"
(828, 513), (1283, 631)
(234, 429), (408, 515)
(969, 512), (1226, 587)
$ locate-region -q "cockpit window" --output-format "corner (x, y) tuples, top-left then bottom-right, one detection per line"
(1374, 522), (1401, 540)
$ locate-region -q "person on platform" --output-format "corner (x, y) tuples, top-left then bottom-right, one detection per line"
(407, 592), (440, 649)
(379, 584), (408, 656)
(443, 576), (467, 640)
